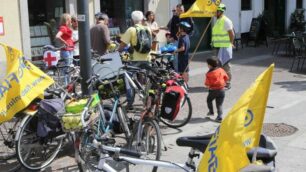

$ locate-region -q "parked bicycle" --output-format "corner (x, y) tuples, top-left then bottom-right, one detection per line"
(77, 64), (162, 172)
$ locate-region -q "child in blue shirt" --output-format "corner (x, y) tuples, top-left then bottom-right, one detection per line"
(174, 22), (191, 83)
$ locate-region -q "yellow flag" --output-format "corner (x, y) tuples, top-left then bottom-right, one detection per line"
(242, 65), (274, 151)
(198, 64), (274, 172)
(0, 43), (54, 123)
(180, 0), (221, 18)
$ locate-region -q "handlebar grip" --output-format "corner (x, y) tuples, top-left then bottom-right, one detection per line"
(120, 148), (142, 158)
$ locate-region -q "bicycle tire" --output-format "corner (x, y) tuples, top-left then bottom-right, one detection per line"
(0, 118), (20, 160)
(15, 115), (63, 171)
(128, 118), (161, 172)
(160, 96), (192, 128)
(78, 129), (101, 171)
(0, 117), (22, 172)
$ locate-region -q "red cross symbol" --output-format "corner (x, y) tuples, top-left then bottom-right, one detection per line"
(44, 52), (57, 66)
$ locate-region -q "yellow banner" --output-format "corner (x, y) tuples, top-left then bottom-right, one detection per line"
(180, 0), (221, 18)
(242, 65), (274, 151)
(0, 43), (54, 123)
(198, 64), (274, 172)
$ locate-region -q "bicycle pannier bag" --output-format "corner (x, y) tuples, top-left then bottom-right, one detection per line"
(160, 86), (185, 121)
(37, 99), (65, 137)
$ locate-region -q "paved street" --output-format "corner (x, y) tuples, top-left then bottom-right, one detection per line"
(1, 45), (306, 172)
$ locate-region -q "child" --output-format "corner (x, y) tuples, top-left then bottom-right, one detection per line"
(161, 32), (177, 71)
(204, 57), (229, 122)
(174, 22), (190, 83)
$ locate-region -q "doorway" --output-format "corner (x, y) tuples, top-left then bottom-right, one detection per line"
(264, 0), (286, 35)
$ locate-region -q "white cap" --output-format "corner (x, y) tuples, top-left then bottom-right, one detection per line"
(131, 11), (144, 23)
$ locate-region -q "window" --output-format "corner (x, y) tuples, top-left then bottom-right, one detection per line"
(241, 0), (252, 11)
(297, 0), (303, 9)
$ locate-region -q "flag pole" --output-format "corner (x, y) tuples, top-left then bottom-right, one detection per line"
(184, 17), (213, 73)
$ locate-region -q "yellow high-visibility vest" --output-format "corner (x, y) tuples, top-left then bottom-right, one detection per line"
(212, 15), (231, 48)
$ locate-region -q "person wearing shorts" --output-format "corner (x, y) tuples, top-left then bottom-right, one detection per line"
(174, 21), (190, 83)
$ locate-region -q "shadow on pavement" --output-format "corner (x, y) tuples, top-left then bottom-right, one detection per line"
(188, 86), (208, 93)
(0, 159), (21, 172)
(188, 117), (211, 124)
(160, 126), (182, 136)
(43, 165), (79, 172)
(274, 80), (306, 92)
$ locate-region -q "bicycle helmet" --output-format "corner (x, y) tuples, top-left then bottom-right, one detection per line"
(179, 21), (191, 29)
(178, 21), (191, 32)
(217, 3), (226, 12)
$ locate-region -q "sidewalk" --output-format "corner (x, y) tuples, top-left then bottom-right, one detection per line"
(2, 44), (306, 172)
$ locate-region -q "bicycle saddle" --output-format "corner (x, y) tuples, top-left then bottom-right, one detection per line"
(176, 134), (213, 152)
(247, 134), (277, 163)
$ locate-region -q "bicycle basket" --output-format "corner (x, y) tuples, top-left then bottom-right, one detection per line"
(59, 113), (83, 132)
(96, 74), (126, 100)
(65, 93), (100, 114)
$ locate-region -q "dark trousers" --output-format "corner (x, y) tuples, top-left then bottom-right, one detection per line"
(207, 89), (225, 118)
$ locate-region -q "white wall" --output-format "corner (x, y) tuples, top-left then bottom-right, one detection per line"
(241, 11), (253, 33)
(222, 0), (264, 34)
(253, 0), (264, 17)
(222, 0), (240, 33)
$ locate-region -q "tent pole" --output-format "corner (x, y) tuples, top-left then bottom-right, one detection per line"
(184, 17), (213, 73)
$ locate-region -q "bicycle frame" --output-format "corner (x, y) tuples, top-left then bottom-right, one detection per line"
(94, 143), (196, 172)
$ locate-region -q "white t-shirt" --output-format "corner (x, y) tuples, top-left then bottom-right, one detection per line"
(223, 16), (233, 31)
(72, 29), (79, 56)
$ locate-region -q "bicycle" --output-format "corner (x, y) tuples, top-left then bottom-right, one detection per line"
(0, 115), (24, 171)
(78, 131), (277, 172)
(137, 62), (192, 129)
(14, 85), (73, 170)
(42, 45), (80, 86)
(13, 53), (115, 171)
(77, 66), (162, 172)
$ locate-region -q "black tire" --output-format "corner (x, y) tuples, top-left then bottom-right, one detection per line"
(0, 117), (22, 172)
(160, 96), (192, 128)
(128, 119), (161, 172)
(78, 129), (101, 171)
(15, 115), (63, 171)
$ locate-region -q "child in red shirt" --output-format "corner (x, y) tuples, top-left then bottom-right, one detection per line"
(204, 57), (229, 122)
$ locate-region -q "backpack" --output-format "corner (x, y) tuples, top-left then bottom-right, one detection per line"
(133, 26), (152, 53)
(160, 85), (185, 121)
(36, 99), (65, 138)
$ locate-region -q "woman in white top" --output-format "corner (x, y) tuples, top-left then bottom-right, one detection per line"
(145, 11), (159, 40)
(71, 16), (79, 59)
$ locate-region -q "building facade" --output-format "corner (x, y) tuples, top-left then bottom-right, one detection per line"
(1, 0), (306, 58)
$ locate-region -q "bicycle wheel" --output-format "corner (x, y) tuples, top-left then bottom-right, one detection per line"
(129, 118), (161, 172)
(78, 129), (101, 171)
(15, 115), (63, 171)
(160, 96), (192, 128)
(0, 117), (22, 172)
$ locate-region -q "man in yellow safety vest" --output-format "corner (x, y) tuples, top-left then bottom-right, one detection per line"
(212, 3), (235, 89)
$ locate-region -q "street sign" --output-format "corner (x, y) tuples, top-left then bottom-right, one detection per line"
(77, 15), (86, 22)
(0, 16), (4, 36)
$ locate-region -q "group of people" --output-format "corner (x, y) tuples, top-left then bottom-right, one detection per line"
(53, 3), (234, 123)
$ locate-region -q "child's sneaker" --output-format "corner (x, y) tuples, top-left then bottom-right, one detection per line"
(206, 112), (214, 116)
(215, 117), (222, 123)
